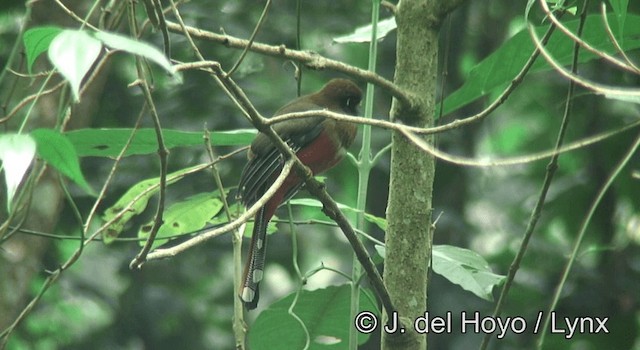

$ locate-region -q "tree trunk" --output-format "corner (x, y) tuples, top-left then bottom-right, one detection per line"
(381, 0), (440, 349)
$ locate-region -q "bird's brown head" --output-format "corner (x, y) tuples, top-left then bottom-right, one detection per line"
(315, 78), (363, 116)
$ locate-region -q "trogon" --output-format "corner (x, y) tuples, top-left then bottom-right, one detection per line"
(238, 78), (362, 309)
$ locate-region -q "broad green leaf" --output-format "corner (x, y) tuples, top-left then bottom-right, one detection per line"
(0, 133), (36, 212)
(432, 245), (505, 301)
(249, 285), (377, 350)
(138, 192), (225, 249)
(93, 31), (178, 78)
(288, 198), (387, 231)
(48, 30), (102, 102)
(23, 26), (63, 73)
(30, 129), (95, 196)
(442, 14), (640, 116)
(333, 17), (397, 44)
(374, 244), (504, 301)
(610, 0), (629, 40)
(65, 128), (256, 157)
(102, 164), (205, 243)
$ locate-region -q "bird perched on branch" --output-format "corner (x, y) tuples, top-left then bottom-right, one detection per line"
(238, 78), (362, 310)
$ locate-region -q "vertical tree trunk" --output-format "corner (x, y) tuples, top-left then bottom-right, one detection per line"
(381, 0), (439, 349)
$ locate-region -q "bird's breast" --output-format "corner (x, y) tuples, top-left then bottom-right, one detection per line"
(296, 128), (345, 175)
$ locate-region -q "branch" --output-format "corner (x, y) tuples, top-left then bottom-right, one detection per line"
(143, 160), (295, 262)
(163, 20), (414, 108)
(303, 174), (397, 319)
(399, 120), (640, 167)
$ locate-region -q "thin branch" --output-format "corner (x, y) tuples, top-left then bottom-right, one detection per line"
(144, 160), (295, 261)
(537, 131), (640, 348)
(529, 23), (640, 97)
(225, 0), (272, 78)
(599, 3), (639, 73)
(481, 2), (589, 347)
(304, 172), (397, 318)
(0, 82), (65, 124)
(537, 0), (638, 74)
(128, 4), (171, 269)
(154, 0), (171, 58)
(400, 119), (640, 167)
(53, 0), (100, 31)
(83, 106), (147, 235)
(431, 20), (558, 132)
(163, 20), (414, 108)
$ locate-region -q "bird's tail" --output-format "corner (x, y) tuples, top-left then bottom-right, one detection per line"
(240, 206), (268, 310)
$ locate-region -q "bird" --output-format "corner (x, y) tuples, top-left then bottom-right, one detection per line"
(237, 78), (362, 310)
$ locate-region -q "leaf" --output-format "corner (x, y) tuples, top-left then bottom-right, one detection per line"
(0, 133), (36, 212)
(333, 17), (397, 43)
(93, 30), (179, 79)
(23, 26), (63, 73)
(610, 0), (629, 40)
(48, 30), (102, 102)
(288, 198), (387, 231)
(441, 14), (640, 116)
(101, 164), (205, 243)
(138, 192), (225, 249)
(65, 128), (256, 157)
(432, 245), (505, 301)
(30, 129), (95, 196)
(604, 92), (640, 104)
(249, 285), (377, 350)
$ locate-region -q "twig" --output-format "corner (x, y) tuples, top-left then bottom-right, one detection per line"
(128, 4), (171, 269)
(144, 160), (295, 261)
(225, 0), (272, 78)
(599, 3), (640, 73)
(529, 23), (640, 97)
(481, 2), (589, 348)
(400, 119), (640, 167)
(537, 0), (638, 74)
(537, 131), (640, 348)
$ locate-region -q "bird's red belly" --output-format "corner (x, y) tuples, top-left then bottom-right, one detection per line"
(264, 130), (344, 219)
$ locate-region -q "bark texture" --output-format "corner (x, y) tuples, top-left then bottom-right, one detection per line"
(381, 0), (442, 348)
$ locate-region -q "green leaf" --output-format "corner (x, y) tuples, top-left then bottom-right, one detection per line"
(432, 245), (505, 301)
(93, 30), (179, 79)
(65, 128), (256, 157)
(249, 285), (377, 350)
(47, 30), (102, 102)
(101, 164), (205, 243)
(138, 192), (225, 249)
(0, 133), (36, 212)
(288, 198), (387, 231)
(23, 26), (63, 73)
(604, 92), (640, 105)
(30, 129), (95, 196)
(610, 0), (629, 40)
(333, 17), (397, 44)
(442, 14), (640, 116)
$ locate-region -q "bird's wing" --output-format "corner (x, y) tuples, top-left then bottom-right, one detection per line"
(238, 102), (327, 207)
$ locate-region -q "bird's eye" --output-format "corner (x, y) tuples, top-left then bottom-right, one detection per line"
(346, 97), (355, 107)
